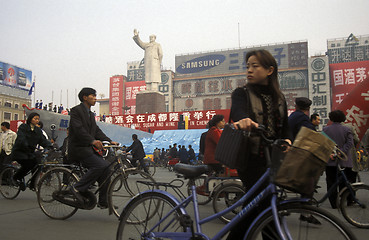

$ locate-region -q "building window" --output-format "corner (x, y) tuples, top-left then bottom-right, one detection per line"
(14, 113), (18, 121)
(331, 44), (335, 48)
(14, 103), (19, 109)
(4, 101), (11, 108)
(4, 112), (11, 120)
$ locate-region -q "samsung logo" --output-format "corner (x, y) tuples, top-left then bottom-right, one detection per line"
(176, 54), (225, 74)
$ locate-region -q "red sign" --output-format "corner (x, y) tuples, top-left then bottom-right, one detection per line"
(104, 109), (230, 132)
(109, 76), (125, 116)
(329, 60), (369, 109)
(336, 78), (369, 141)
(124, 81), (146, 115)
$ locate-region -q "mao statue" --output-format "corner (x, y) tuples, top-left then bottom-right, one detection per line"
(133, 29), (163, 91)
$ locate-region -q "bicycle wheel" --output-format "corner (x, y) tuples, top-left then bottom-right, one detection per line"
(37, 167), (79, 220)
(246, 202), (356, 240)
(143, 159), (156, 177)
(340, 184), (369, 228)
(187, 175), (211, 205)
(116, 191), (186, 240)
(0, 167), (21, 199)
(212, 183), (245, 223)
(109, 169), (157, 218)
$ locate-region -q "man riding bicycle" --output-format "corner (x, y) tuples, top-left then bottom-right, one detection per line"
(69, 87), (118, 209)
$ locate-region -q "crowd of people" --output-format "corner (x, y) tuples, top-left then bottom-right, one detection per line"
(1, 50), (369, 239)
(35, 99), (70, 114)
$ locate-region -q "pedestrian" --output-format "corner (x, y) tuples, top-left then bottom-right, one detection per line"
(102, 113), (106, 122)
(203, 114), (225, 174)
(68, 87), (118, 209)
(0, 122), (17, 171)
(153, 148), (160, 164)
(199, 122), (209, 161)
(178, 145), (189, 164)
(288, 97), (315, 142)
(39, 100), (43, 110)
(35, 100), (39, 109)
(12, 112), (52, 191)
(310, 113), (321, 131)
(169, 143), (178, 159)
(53, 105), (57, 113)
(60, 127), (70, 164)
(323, 110), (355, 209)
(160, 147), (166, 165)
(125, 134), (148, 173)
(188, 145), (196, 164)
(227, 49), (291, 239)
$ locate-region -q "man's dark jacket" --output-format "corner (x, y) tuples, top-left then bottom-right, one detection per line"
(126, 139), (145, 160)
(288, 110), (315, 142)
(68, 103), (111, 162)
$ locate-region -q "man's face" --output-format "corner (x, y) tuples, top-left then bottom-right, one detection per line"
(1, 126), (6, 132)
(312, 116), (321, 126)
(84, 94), (97, 107)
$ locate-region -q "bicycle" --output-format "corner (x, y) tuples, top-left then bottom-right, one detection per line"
(0, 149), (61, 199)
(122, 152), (156, 177)
(312, 151), (369, 228)
(116, 126), (356, 240)
(37, 143), (157, 220)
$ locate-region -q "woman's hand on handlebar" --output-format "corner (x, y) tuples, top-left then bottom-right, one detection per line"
(110, 141), (119, 146)
(282, 139), (292, 153)
(233, 118), (259, 131)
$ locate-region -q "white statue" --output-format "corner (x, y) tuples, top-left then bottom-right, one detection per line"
(133, 29), (163, 92)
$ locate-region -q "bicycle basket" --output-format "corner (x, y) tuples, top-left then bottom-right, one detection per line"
(274, 127), (335, 197)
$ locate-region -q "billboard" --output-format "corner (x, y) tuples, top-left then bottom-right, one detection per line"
(329, 60), (369, 109)
(175, 41), (308, 78)
(127, 59), (145, 82)
(327, 34), (369, 64)
(104, 109), (230, 132)
(124, 81), (146, 115)
(109, 76), (125, 116)
(0, 61), (32, 91)
(308, 56), (331, 129)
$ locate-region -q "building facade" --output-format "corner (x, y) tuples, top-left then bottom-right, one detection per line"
(0, 85), (31, 123)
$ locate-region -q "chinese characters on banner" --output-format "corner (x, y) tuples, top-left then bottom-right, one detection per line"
(104, 109), (230, 132)
(329, 60), (369, 109)
(124, 81), (146, 115)
(109, 76), (124, 116)
(336, 78), (369, 141)
(308, 56), (331, 129)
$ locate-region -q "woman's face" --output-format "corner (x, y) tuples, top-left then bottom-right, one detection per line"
(246, 55), (274, 85)
(216, 119), (226, 129)
(31, 116), (40, 126)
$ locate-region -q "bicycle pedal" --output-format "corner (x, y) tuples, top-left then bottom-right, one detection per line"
(178, 214), (193, 228)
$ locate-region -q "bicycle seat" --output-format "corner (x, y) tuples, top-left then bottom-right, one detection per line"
(173, 163), (209, 179)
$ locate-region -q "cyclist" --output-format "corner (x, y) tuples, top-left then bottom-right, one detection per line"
(0, 122), (17, 172)
(227, 50), (291, 239)
(124, 134), (148, 173)
(68, 87), (118, 209)
(12, 112), (52, 191)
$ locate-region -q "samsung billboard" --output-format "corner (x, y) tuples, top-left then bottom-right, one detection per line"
(0, 61), (32, 91)
(175, 41), (308, 78)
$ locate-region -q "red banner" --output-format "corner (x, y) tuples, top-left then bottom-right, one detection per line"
(330, 60), (369, 109)
(124, 81), (146, 115)
(104, 109), (230, 132)
(336, 78), (369, 141)
(109, 76), (124, 116)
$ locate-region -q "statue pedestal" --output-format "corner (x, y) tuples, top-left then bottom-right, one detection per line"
(136, 91), (165, 114)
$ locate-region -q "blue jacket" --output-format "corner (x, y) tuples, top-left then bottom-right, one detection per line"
(323, 123), (354, 167)
(288, 110), (315, 142)
(179, 148), (189, 163)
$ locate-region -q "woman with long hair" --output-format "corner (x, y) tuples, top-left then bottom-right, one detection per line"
(12, 112), (52, 191)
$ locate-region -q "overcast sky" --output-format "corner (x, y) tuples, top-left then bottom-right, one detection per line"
(1, 0), (368, 112)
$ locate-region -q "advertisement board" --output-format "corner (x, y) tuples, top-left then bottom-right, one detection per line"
(127, 59), (145, 82)
(104, 109), (230, 132)
(329, 60), (369, 109)
(0, 61), (32, 91)
(327, 34), (369, 64)
(109, 76), (124, 116)
(175, 41), (308, 78)
(336, 78), (369, 140)
(308, 56), (331, 129)
(124, 81), (146, 115)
